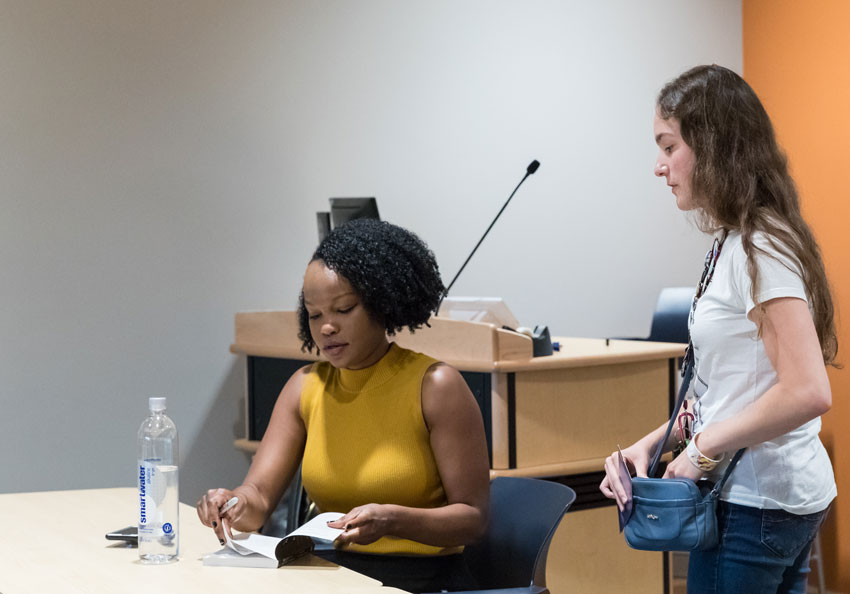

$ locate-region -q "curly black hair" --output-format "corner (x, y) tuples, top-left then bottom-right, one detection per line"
(297, 218), (445, 353)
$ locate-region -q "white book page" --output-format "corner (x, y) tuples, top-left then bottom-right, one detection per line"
(222, 512), (346, 558)
(286, 512), (345, 541)
(224, 531), (280, 559)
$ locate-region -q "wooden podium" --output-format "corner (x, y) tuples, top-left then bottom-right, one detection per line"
(231, 311), (686, 593)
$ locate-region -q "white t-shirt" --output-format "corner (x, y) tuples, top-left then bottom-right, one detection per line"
(689, 231), (836, 514)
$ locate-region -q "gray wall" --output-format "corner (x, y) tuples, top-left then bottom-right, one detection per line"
(0, 1), (742, 501)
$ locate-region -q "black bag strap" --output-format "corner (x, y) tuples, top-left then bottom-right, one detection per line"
(711, 447), (746, 497)
(647, 233), (745, 483)
(647, 348), (693, 477)
(647, 348), (745, 483)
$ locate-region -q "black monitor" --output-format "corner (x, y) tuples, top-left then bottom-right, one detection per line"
(317, 197), (380, 242)
(329, 197), (380, 228)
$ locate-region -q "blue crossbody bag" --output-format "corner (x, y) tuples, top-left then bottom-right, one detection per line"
(624, 350), (745, 552)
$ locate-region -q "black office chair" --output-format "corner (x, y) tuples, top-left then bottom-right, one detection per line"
(435, 477), (576, 594)
(260, 468), (318, 539)
(646, 287), (694, 344)
(616, 286), (693, 344)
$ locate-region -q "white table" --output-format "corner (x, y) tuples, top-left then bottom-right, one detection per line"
(0, 487), (404, 594)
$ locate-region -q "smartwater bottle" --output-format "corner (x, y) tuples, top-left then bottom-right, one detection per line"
(137, 396), (179, 564)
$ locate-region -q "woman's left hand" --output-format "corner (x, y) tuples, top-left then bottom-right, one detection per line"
(662, 450), (705, 482)
(329, 504), (395, 546)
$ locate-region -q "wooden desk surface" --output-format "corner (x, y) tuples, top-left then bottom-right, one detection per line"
(495, 336), (685, 371)
(0, 488), (402, 594)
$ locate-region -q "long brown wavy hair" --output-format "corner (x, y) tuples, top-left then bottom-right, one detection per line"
(657, 64), (838, 366)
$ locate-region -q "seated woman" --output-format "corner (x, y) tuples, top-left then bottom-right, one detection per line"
(197, 218), (490, 593)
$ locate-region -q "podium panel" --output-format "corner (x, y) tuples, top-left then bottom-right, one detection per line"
(548, 505), (666, 593)
(514, 360), (671, 469)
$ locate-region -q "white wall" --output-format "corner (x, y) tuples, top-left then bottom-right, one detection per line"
(0, 0), (742, 501)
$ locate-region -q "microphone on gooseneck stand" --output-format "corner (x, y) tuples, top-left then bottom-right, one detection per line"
(436, 159), (541, 314)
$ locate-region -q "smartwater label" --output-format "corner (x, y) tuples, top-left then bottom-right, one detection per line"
(138, 461), (159, 535)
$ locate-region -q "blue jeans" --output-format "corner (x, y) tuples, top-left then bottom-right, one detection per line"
(687, 501), (827, 594)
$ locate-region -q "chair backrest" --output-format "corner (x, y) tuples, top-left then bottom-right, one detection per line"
(463, 477), (576, 590)
(647, 286), (695, 344)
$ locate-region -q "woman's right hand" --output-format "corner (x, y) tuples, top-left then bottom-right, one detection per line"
(196, 487), (242, 545)
(599, 442), (652, 511)
(193, 367), (310, 548)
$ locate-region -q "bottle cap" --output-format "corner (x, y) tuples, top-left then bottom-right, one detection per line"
(148, 397), (167, 412)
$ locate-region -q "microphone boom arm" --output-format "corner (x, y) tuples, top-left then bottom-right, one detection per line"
(436, 160), (540, 314)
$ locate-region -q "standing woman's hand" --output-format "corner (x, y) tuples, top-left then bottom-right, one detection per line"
(661, 450), (705, 481)
(599, 441), (653, 510)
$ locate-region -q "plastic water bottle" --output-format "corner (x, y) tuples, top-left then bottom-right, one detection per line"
(137, 397), (179, 564)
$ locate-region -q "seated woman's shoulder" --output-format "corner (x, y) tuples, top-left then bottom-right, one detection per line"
(421, 362), (477, 415)
(423, 361), (465, 389)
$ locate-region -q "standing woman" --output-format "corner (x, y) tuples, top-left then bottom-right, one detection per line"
(600, 65), (837, 593)
(198, 219), (490, 593)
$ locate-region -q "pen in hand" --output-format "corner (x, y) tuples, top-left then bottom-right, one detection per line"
(216, 497), (239, 546)
(220, 496), (239, 515)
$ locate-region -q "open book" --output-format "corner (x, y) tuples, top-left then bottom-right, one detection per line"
(202, 512), (345, 568)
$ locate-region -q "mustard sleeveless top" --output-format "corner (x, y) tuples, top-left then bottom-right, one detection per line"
(300, 343), (460, 556)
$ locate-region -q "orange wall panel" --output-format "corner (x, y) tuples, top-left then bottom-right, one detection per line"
(744, 1), (850, 591)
